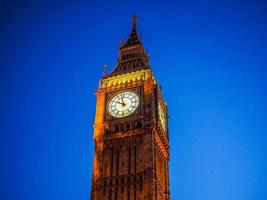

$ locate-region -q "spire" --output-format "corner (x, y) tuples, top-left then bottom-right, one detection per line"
(120, 15), (142, 49)
(105, 16), (150, 78)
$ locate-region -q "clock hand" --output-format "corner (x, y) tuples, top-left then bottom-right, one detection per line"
(119, 94), (126, 107)
(121, 94), (125, 104)
(117, 101), (126, 107)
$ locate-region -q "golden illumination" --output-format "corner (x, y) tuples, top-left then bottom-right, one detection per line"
(158, 103), (167, 132)
(101, 69), (156, 88)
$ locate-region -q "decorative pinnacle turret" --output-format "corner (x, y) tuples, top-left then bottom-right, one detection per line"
(102, 64), (107, 77)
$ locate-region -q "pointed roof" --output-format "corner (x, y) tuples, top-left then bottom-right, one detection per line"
(120, 15), (142, 49)
(104, 16), (150, 78)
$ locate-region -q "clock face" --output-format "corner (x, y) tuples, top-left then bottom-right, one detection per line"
(158, 103), (166, 131)
(108, 91), (140, 118)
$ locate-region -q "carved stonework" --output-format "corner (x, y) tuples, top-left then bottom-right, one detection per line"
(101, 69), (155, 89)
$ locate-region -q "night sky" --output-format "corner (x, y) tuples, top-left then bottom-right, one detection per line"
(1, 1), (267, 200)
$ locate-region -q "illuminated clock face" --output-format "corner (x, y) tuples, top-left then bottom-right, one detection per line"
(108, 91), (140, 118)
(158, 103), (166, 131)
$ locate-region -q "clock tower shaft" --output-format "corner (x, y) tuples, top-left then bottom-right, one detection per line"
(90, 16), (170, 200)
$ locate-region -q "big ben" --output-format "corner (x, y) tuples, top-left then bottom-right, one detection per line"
(91, 16), (170, 200)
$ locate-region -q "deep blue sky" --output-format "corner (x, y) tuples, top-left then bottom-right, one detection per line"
(1, 0), (267, 200)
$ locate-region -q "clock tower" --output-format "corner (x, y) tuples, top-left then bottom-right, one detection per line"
(91, 16), (170, 200)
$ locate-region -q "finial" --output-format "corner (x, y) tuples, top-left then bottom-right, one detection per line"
(132, 15), (137, 27)
(102, 64), (107, 76)
(119, 36), (123, 48)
